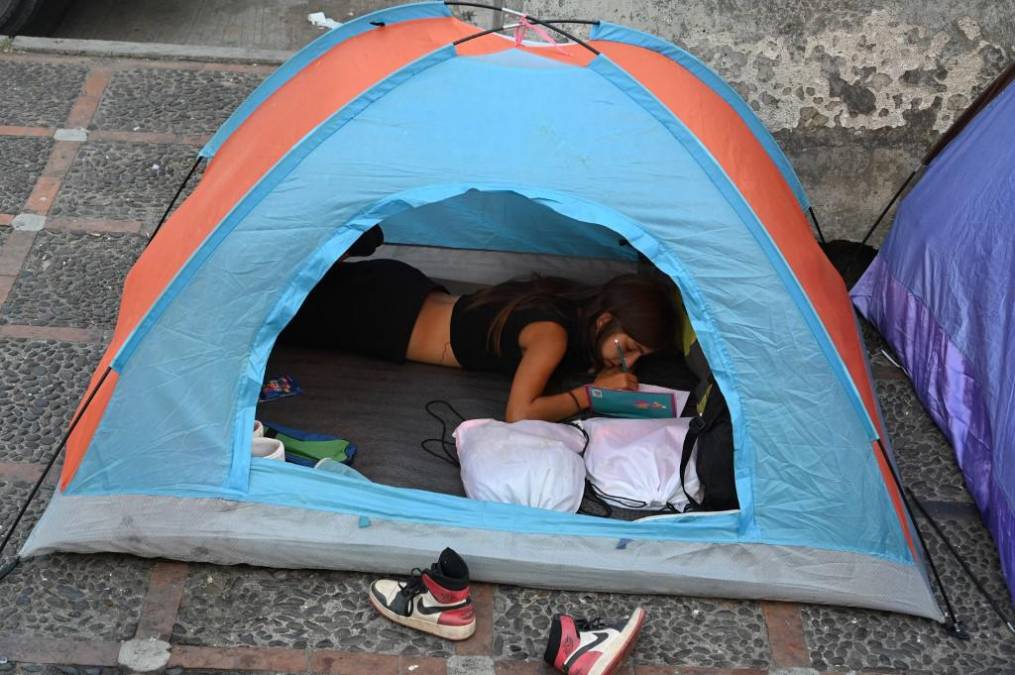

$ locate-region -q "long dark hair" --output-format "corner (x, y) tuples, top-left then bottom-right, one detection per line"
(468, 273), (679, 369)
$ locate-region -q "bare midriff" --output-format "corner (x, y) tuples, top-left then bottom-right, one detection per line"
(406, 291), (462, 367)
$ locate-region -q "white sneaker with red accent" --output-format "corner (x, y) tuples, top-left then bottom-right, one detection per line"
(543, 607), (646, 675)
(368, 547), (476, 641)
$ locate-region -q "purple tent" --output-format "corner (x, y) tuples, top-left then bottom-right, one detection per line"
(852, 66), (1015, 605)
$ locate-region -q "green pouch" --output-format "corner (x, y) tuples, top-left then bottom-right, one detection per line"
(263, 422), (357, 464)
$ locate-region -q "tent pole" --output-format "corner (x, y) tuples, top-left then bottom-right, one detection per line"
(446, 2), (601, 55)
(146, 155), (204, 247)
(875, 439), (968, 637)
(0, 366), (114, 582)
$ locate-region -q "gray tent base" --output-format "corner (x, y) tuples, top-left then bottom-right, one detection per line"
(21, 491), (943, 621)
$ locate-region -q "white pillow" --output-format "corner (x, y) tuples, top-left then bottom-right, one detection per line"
(454, 419), (587, 513)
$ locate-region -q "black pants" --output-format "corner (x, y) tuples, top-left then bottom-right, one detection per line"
(278, 259), (445, 362)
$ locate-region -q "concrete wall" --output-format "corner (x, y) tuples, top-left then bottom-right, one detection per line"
(514, 0), (1014, 243)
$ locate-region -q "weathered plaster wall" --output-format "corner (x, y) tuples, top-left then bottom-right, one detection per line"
(517, 0), (1014, 242)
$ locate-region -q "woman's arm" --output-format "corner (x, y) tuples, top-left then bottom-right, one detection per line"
(505, 322), (636, 422)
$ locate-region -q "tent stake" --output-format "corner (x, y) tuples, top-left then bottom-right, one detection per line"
(0, 366), (114, 581)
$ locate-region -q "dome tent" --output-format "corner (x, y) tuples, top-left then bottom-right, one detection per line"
(19, 1), (942, 620)
(852, 63), (1015, 606)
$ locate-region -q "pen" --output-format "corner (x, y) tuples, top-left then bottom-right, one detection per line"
(614, 338), (629, 373)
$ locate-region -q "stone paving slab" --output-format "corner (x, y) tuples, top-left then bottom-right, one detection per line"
(173, 565), (455, 657)
(0, 231), (145, 328)
(0, 61), (89, 128)
(801, 513), (1015, 674)
(0, 338), (103, 463)
(49, 141), (199, 228)
(1, 472), (152, 644)
(0, 137), (53, 214)
(92, 68), (265, 135)
(1, 549), (151, 644)
(495, 586), (770, 668)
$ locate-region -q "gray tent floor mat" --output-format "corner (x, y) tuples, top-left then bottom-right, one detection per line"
(260, 346), (510, 496)
(259, 346), (646, 520)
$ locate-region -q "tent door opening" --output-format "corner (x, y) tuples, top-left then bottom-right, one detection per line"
(256, 189), (738, 520)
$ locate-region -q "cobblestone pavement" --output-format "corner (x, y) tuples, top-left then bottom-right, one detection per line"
(1, 44), (1013, 675)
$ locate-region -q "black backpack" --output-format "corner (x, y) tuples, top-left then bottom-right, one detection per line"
(680, 379), (738, 512)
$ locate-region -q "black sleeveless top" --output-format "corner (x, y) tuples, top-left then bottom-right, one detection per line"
(450, 295), (588, 375)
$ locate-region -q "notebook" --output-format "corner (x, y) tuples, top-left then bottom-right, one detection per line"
(584, 383), (690, 419)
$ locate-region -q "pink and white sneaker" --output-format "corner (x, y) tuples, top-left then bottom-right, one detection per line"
(543, 607), (647, 675)
(368, 547), (476, 641)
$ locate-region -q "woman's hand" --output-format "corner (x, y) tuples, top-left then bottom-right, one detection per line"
(593, 367), (639, 391)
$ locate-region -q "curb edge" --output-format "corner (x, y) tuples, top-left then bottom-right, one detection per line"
(9, 35), (292, 64)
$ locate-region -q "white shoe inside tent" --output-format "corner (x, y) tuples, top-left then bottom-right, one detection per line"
(251, 436), (284, 461)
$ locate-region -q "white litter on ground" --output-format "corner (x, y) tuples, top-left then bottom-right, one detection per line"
(118, 638), (171, 672)
(308, 11), (343, 30)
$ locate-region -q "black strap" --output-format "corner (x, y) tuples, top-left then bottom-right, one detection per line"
(680, 376), (725, 510)
(679, 415), (705, 511)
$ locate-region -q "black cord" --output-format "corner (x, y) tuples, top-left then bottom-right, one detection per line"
(0, 366), (114, 581)
(859, 169), (918, 248)
(808, 206), (827, 245)
(908, 489), (1015, 635)
(837, 169), (918, 287)
(146, 156), (203, 247)
(420, 400), (466, 467)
